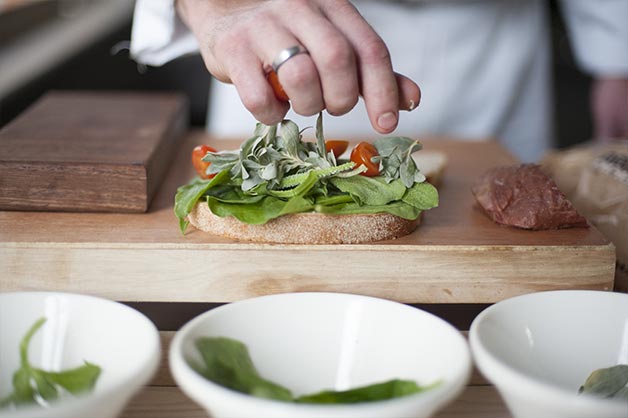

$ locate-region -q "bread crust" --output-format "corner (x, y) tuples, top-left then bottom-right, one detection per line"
(188, 203), (420, 244)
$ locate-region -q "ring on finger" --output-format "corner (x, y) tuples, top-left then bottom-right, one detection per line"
(271, 45), (309, 73)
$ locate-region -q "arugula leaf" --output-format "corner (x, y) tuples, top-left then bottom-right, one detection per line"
(1, 318), (102, 410)
(194, 337), (293, 402)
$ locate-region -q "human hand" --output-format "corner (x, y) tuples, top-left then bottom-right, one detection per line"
(591, 77), (628, 140)
(176, 0), (421, 134)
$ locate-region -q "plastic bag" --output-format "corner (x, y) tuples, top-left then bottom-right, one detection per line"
(542, 141), (628, 292)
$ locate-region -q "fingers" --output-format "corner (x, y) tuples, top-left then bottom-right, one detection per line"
(320, 1), (404, 134)
(280, 0), (360, 116)
(396, 73), (421, 111)
(253, 14), (326, 117)
(227, 43), (290, 125)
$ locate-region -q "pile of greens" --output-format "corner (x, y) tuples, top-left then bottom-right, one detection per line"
(0, 318), (101, 409)
(175, 114), (438, 233)
(192, 336), (439, 404)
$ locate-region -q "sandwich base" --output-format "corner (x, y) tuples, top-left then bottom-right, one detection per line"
(188, 203), (421, 244)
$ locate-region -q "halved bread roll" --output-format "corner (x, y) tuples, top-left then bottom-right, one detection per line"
(188, 205), (420, 244)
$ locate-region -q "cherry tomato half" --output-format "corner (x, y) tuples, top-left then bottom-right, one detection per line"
(267, 70), (289, 102)
(350, 142), (380, 177)
(192, 145), (218, 179)
(325, 140), (349, 159)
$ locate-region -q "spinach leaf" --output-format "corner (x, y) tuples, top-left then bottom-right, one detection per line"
(316, 201), (422, 220)
(193, 337), (439, 405)
(206, 195), (314, 225)
(174, 170), (231, 233)
(296, 379), (428, 404)
(194, 337), (293, 402)
(402, 181), (439, 210)
(0, 318), (102, 410)
(330, 176), (406, 206)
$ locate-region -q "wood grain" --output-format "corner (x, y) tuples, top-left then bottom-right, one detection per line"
(120, 385), (512, 418)
(0, 131), (616, 303)
(0, 91), (188, 212)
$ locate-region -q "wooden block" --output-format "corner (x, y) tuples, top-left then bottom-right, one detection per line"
(0, 91), (188, 212)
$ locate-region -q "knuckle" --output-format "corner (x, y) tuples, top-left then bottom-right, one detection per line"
(320, 38), (354, 73)
(360, 37), (391, 65)
(326, 94), (359, 116)
(240, 91), (273, 117)
(281, 62), (318, 90)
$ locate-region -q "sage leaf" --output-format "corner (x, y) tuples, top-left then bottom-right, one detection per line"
(580, 365), (628, 399)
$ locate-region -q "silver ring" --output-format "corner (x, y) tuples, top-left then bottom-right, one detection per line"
(271, 45), (309, 72)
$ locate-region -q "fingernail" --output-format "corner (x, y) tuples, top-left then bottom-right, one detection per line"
(408, 100), (416, 111)
(377, 112), (397, 131)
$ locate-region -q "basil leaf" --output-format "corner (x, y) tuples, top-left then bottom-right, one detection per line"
(195, 337), (293, 402)
(330, 176), (406, 206)
(296, 379), (425, 404)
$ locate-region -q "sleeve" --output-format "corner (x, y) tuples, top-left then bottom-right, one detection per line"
(130, 0), (200, 66)
(559, 0), (628, 76)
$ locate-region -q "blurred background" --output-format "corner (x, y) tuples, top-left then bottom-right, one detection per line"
(0, 0), (592, 149)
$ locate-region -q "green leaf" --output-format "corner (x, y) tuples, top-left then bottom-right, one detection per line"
(402, 181), (439, 210)
(20, 317), (46, 368)
(194, 337), (293, 402)
(11, 368), (35, 405)
(32, 370), (58, 402)
(315, 112), (327, 158)
(316, 201), (422, 220)
(39, 362), (101, 395)
(206, 195), (314, 225)
(296, 379), (428, 404)
(330, 176), (406, 206)
(580, 365), (628, 398)
(174, 170), (231, 234)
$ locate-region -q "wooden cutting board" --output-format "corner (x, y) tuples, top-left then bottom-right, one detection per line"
(0, 91), (188, 212)
(0, 130), (616, 303)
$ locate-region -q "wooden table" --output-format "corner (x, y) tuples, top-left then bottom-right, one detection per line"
(0, 130), (616, 417)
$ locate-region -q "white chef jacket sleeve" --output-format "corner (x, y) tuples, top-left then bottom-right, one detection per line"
(130, 0), (199, 66)
(559, 0), (628, 76)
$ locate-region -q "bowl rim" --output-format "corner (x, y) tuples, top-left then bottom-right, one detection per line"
(0, 291), (161, 418)
(169, 291), (472, 413)
(469, 289), (628, 414)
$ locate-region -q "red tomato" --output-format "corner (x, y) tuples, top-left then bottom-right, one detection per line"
(325, 140), (349, 159)
(350, 142), (380, 177)
(192, 145), (217, 179)
(267, 70), (290, 102)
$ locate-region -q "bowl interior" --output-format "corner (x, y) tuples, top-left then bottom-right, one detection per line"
(0, 292), (159, 408)
(474, 291), (628, 392)
(179, 293), (469, 396)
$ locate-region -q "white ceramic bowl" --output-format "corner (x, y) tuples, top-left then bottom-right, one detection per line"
(470, 290), (628, 418)
(0, 292), (160, 418)
(170, 292), (471, 418)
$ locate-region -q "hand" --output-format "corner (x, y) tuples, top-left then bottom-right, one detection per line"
(176, 0), (421, 134)
(591, 77), (628, 140)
